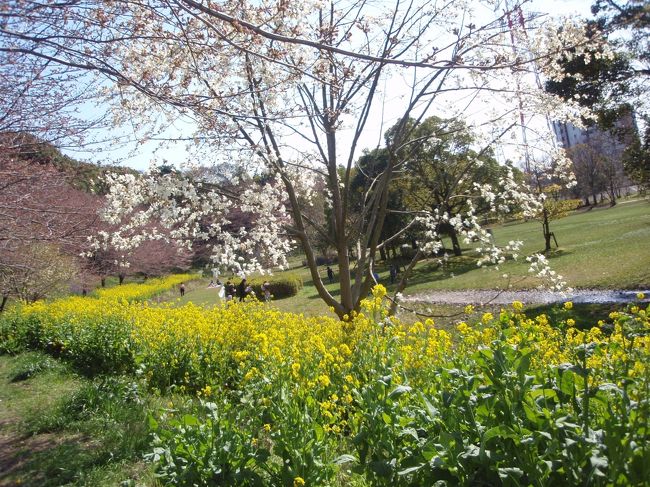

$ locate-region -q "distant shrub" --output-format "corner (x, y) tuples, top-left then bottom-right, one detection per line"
(249, 274), (303, 300)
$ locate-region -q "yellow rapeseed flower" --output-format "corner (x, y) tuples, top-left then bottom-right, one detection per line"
(372, 284), (387, 299)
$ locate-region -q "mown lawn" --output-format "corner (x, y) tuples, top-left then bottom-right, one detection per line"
(174, 199), (650, 318)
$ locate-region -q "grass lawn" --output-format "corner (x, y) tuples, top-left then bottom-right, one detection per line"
(173, 199), (649, 318)
(0, 353), (158, 486)
(400, 198), (650, 293)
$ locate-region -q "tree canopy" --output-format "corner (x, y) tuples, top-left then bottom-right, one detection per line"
(0, 0), (600, 315)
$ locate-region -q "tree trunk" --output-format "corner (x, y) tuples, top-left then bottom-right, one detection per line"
(0, 295), (8, 313)
(101, 277), (106, 287)
(118, 273), (125, 285)
(542, 208), (552, 253)
(449, 229), (462, 256)
(388, 250), (423, 316)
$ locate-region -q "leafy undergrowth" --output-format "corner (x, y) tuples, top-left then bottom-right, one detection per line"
(1, 282), (648, 486)
(0, 352), (160, 486)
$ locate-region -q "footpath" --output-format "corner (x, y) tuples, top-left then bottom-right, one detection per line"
(403, 289), (650, 305)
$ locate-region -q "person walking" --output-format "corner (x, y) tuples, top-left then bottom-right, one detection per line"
(261, 280), (271, 302)
(326, 266), (334, 284)
(237, 278), (247, 302)
(389, 264), (397, 284)
(180, 282), (186, 297)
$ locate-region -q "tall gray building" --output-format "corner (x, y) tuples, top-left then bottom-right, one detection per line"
(552, 112), (637, 205)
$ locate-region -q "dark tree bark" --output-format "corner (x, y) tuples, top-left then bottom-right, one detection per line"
(379, 246), (387, 261)
(542, 208), (553, 253)
(449, 228), (462, 257)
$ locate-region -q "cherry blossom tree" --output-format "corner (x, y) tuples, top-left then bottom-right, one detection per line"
(1, 0), (598, 317)
(0, 151), (100, 309)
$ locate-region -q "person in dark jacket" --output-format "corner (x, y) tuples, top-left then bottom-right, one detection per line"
(237, 278), (248, 302)
(225, 280), (235, 301)
(326, 266), (334, 284)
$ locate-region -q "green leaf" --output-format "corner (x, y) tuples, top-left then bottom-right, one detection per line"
(498, 467), (524, 479)
(398, 465), (424, 476)
(401, 427), (419, 441)
(352, 429), (368, 445)
(590, 455), (608, 470)
(419, 392), (438, 419)
(515, 350), (532, 375)
(382, 412), (393, 425)
(523, 402), (541, 425)
(389, 385), (412, 399)
(313, 423), (324, 441)
(482, 425), (519, 445)
(460, 444), (480, 459)
(595, 383), (624, 396)
(333, 454), (358, 465)
(529, 388), (558, 405)
(559, 369), (576, 397)
(255, 448), (271, 462)
(182, 414), (200, 426)
(422, 442), (438, 461)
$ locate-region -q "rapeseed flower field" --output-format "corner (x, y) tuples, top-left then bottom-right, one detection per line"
(0, 277), (648, 485)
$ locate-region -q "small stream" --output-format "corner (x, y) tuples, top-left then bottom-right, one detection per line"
(404, 289), (650, 305)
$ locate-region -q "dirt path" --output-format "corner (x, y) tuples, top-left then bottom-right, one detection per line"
(403, 289), (650, 305)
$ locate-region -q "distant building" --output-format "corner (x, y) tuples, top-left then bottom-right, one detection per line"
(552, 120), (590, 148)
(552, 110), (637, 152)
(552, 111), (638, 205)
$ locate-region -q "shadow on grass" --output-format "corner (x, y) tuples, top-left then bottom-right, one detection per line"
(302, 253), (480, 299)
(10, 436), (97, 487)
(304, 282), (341, 299)
(539, 248), (572, 260)
(400, 256), (478, 287)
(525, 302), (619, 330)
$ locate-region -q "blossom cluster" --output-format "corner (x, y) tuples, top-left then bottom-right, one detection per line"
(93, 171), (294, 277)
